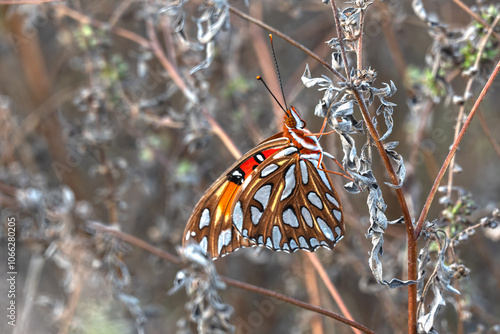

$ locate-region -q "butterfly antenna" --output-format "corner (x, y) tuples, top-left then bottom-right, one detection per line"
(256, 76), (286, 113)
(268, 34), (288, 111)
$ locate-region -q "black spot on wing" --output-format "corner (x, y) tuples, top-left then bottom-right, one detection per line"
(228, 167), (245, 185)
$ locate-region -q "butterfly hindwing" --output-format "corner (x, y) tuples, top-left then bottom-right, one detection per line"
(232, 146), (344, 253)
(183, 137), (290, 258)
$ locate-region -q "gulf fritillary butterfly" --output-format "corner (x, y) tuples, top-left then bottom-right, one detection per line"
(183, 36), (344, 259)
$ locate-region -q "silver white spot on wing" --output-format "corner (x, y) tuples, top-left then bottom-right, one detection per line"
(266, 237), (273, 248)
(298, 236), (308, 248)
(260, 164), (279, 178)
(200, 236), (208, 255)
(274, 146), (298, 159)
(310, 238), (319, 248)
(218, 229), (232, 255)
(335, 226), (342, 238)
(316, 167), (332, 191)
(190, 231), (196, 237)
(317, 217), (334, 241)
(299, 160), (309, 184)
(334, 209), (342, 222)
(289, 239), (298, 251)
(307, 192), (323, 210)
(301, 207), (314, 228)
(281, 165), (296, 200)
(282, 207), (299, 228)
(326, 193), (339, 207)
(254, 184), (272, 208)
(258, 235), (264, 245)
(243, 229), (249, 237)
(255, 153), (265, 163)
(250, 206), (263, 225)
(199, 208), (210, 230)
(320, 240), (329, 247)
(233, 201), (243, 232)
(272, 226), (282, 249)
(282, 243), (290, 252)
(231, 169), (244, 181)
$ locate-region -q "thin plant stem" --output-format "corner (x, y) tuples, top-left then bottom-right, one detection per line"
(146, 18), (198, 104)
(357, 9), (365, 70)
(202, 108), (243, 160)
(224, 276), (375, 334)
(415, 61), (500, 238)
(87, 222), (375, 334)
(228, 5), (345, 81)
(447, 13), (500, 198)
(307, 252), (362, 334)
(329, 0), (351, 81)
(451, 0), (500, 41)
(56, 6), (150, 48)
(446, 79), (472, 198)
(108, 0), (135, 28)
(351, 88), (417, 334)
(328, 1), (417, 330)
(303, 257), (325, 334)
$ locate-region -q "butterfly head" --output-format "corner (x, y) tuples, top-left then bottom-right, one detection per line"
(284, 106), (306, 130)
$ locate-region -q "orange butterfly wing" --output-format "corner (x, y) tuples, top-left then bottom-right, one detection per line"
(183, 137), (290, 258)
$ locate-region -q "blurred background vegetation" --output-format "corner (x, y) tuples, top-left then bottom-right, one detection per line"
(0, 0), (499, 333)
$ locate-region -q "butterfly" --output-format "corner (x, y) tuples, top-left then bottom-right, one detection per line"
(183, 36), (344, 259)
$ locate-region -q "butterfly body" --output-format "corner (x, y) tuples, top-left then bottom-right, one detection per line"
(183, 106), (344, 259)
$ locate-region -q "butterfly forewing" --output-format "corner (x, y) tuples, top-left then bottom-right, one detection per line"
(232, 147), (344, 253)
(183, 137), (290, 258)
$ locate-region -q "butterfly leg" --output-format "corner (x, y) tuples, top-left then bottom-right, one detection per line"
(307, 151), (354, 182)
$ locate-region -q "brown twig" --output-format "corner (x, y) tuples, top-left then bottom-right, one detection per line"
(351, 88), (418, 333)
(329, 1), (351, 81)
(446, 13), (500, 198)
(328, 1), (417, 331)
(303, 257), (324, 334)
(446, 78), (473, 198)
(307, 252), (362, 334)
(202, 109), (243, 160)
(224, 276), (374, 334)
(88, 222), (182, 265)
(356, 9), (365, 70)
(107, 0), (134, 28)
(55, 5), (150, 48)
(87, 222), (375, 334)
(145, 18), (198, 104)
(451, 0), (500, 42)
(6, 11), (86, 200)
(415, 61), (500, 238)
(228, 5), (345, 81)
